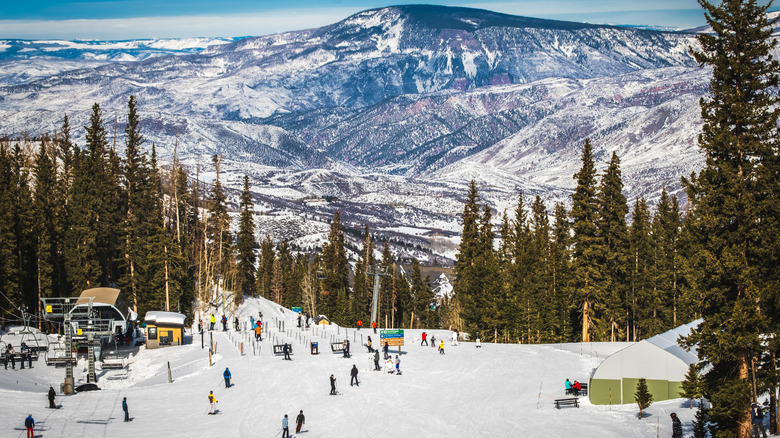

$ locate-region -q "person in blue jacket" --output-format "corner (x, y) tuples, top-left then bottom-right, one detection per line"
(282, 414), (290, 438)
(224, 367), (231, 388)
(122, 397), (130, 422)
(565, 379), (572, 395)
(24, 414), (35, 438)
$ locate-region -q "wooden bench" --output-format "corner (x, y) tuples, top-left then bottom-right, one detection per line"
(565, 382), (588, 396)
(273, 344), (293, 355)
(554, 398), (580, 409)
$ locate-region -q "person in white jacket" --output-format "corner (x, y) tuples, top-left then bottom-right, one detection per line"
(451, 331), (458, 346)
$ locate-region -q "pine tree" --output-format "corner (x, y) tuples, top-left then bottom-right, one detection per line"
(684, 1), (779, 435)
(629, 198), (658, 340)
(378, 243), (395, 327)
(0, 142), (19, 322)
(596, 152), (629, 341)
(512, 192), (533, 342)
(652, 188), (682, 327)
(570, 139), (603, 342)
(551, 202), (572, 342)
(10, 143), (37, 313)
(692, 403), (710, 438)
(235, 175), (257, 297)
(529, 196), (553, 342)
(32, 138), (60, 319)
(320, 212), (349, 322)
(454, 180), (482, 333)
(634, 378), (653, 419)
(680, 363), (703, 409)
(256, 236), (275, 298)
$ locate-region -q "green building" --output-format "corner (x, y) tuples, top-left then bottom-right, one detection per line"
(588, 319), (702, 405)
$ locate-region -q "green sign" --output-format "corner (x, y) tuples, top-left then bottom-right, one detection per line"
(380, 329), (404, 346)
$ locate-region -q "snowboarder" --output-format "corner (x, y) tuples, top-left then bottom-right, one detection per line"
(283, 343), (291, 360)
(24, 414), (34, 438)
(752, 403), (768, 438)
(282, 414), (290, 438)
(208, 390), (218, 414)
(670, 412), (682, 438)
(122, 397), (130, 422)
(366, 336), (373, 353)
(374, 350), (381, 370)
(48, 386), (56, 409)
(223, 367), (231, 387)
(221, 314), (227, 331)
(439, 340), (445, 354)
(351, 364), (359, 386)
(383, 341), (389, 360)
(421, 332), (428, 346)
(209, 313), (216, 331)
(371, 321), (377, 333)
(296, 410), (305, 434)
(395, 355), (401, 374)
(330, 374), (337, 395)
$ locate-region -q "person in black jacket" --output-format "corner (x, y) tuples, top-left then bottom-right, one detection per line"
(122, 397), (130, 422)
(374, 350), (381, 371)
(670, 412), (682, 438)
(283, 343), (291, 360)
(48, 386), (56, 409)
(350, 364), (359, 386)
(295, 410), (305, 434)
(329, 374), (337, 395)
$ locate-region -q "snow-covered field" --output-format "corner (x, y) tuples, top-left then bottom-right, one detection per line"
(0, 296), (698, 437)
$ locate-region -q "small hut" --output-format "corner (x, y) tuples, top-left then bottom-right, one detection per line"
(144, 311), (186, 349)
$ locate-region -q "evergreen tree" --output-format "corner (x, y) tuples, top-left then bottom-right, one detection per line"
(596, 152), (629, 341)
(235, 175), (257, 297)
(320, 212), (349, 322)
(634, 378), (653, 419)
(685, 1), (779, 435)
(205, 155), (231, 282)
(570, 139), (603, 342)
(378, 243), (395, 327)
(652, 188), (682, 327)
(409, 258), (433, 328)
(551, 202), (573, 342)
(680, 363), (703, 409)
(529, 196), (553, 342)
(512, 192), (533, 342)
(629, 198), (658, 340)
(256, 236), (275, 298)
(693, 403), (710, 438)
(0, 143), (19, 322)
(453, 180), (482, 333)
(32, 138), (60, 318)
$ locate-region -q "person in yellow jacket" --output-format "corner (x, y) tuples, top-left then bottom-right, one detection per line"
(208, 390), (218, 414)
(209, 313), (216, 331)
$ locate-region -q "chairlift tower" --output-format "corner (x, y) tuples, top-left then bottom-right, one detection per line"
(367, 264), (392, 325)
(40, 297), (87, 394)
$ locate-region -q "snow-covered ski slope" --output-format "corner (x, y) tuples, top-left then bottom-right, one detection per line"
(0, 295), (697, 437)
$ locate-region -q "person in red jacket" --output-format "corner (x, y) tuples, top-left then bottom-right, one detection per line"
(572, 380), (582, 396)
(357, 320), (363, 330)
(421, 332), (428, 346)
(372, 321), (377, 333)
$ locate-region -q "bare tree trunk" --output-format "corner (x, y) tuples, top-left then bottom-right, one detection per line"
(739, 352), (752, 438)
(582, 298), (590, 343)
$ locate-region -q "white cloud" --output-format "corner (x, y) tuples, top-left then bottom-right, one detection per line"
(0, 8), (362, 40)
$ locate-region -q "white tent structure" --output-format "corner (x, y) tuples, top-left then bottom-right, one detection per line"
(588, 319), (702, 405)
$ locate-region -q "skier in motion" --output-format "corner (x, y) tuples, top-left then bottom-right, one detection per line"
(224, 367), (231, 387)
(296, 410), (305, 434)
(208, 390), (218, 414)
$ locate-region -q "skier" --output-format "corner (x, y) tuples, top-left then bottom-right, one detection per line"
(366, 336), (373, 353)
(221, 315), (227, 331)
(395, 355), (401, 374)
(296, 410), (305, 434)
(357, 320), (363, 330)
(439, 339), (445, 354)
(752, 403), (768, 438)
(297, 314), (302, 328)
(20, 342), (29, 369)
(371, 321), (377, 333)
(208, 390), (218, 414)
(451, 330), (458, 346)
(282, 414), (290, 438)
(223, 367), (231, 387)
(255, 324), (262, 341)
(48, 386), (56, 409)
(430, 335), (436, 348)
(122, 397), (130, 422)
(343, 339), (350, 358)
(5, 344), (15, 369)
(373, 350), (381, 371)
(330, 374), (337, 395)
(421, 332), (428, 346)
(351, 364), (359, 386)
(209, 313), (216, 331)
(670, 412), (682, 438)
(383, 341), (389, 360)
(250, 315), (255, 329)
(24, 414), (34, 438)
(283, 343), (291, 360)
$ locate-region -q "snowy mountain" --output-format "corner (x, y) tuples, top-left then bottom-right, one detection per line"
(0, 5), (714, 262)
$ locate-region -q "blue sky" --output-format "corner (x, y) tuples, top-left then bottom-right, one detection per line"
(0, 0), (768, 40)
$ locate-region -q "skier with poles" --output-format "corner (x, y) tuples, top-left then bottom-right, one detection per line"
(351, 364), (359, 386)
(224, 367), (232, 387)
(281, 414), (290, 438)
(296, 410), (305, 434)
(208, 391), (218, 414)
